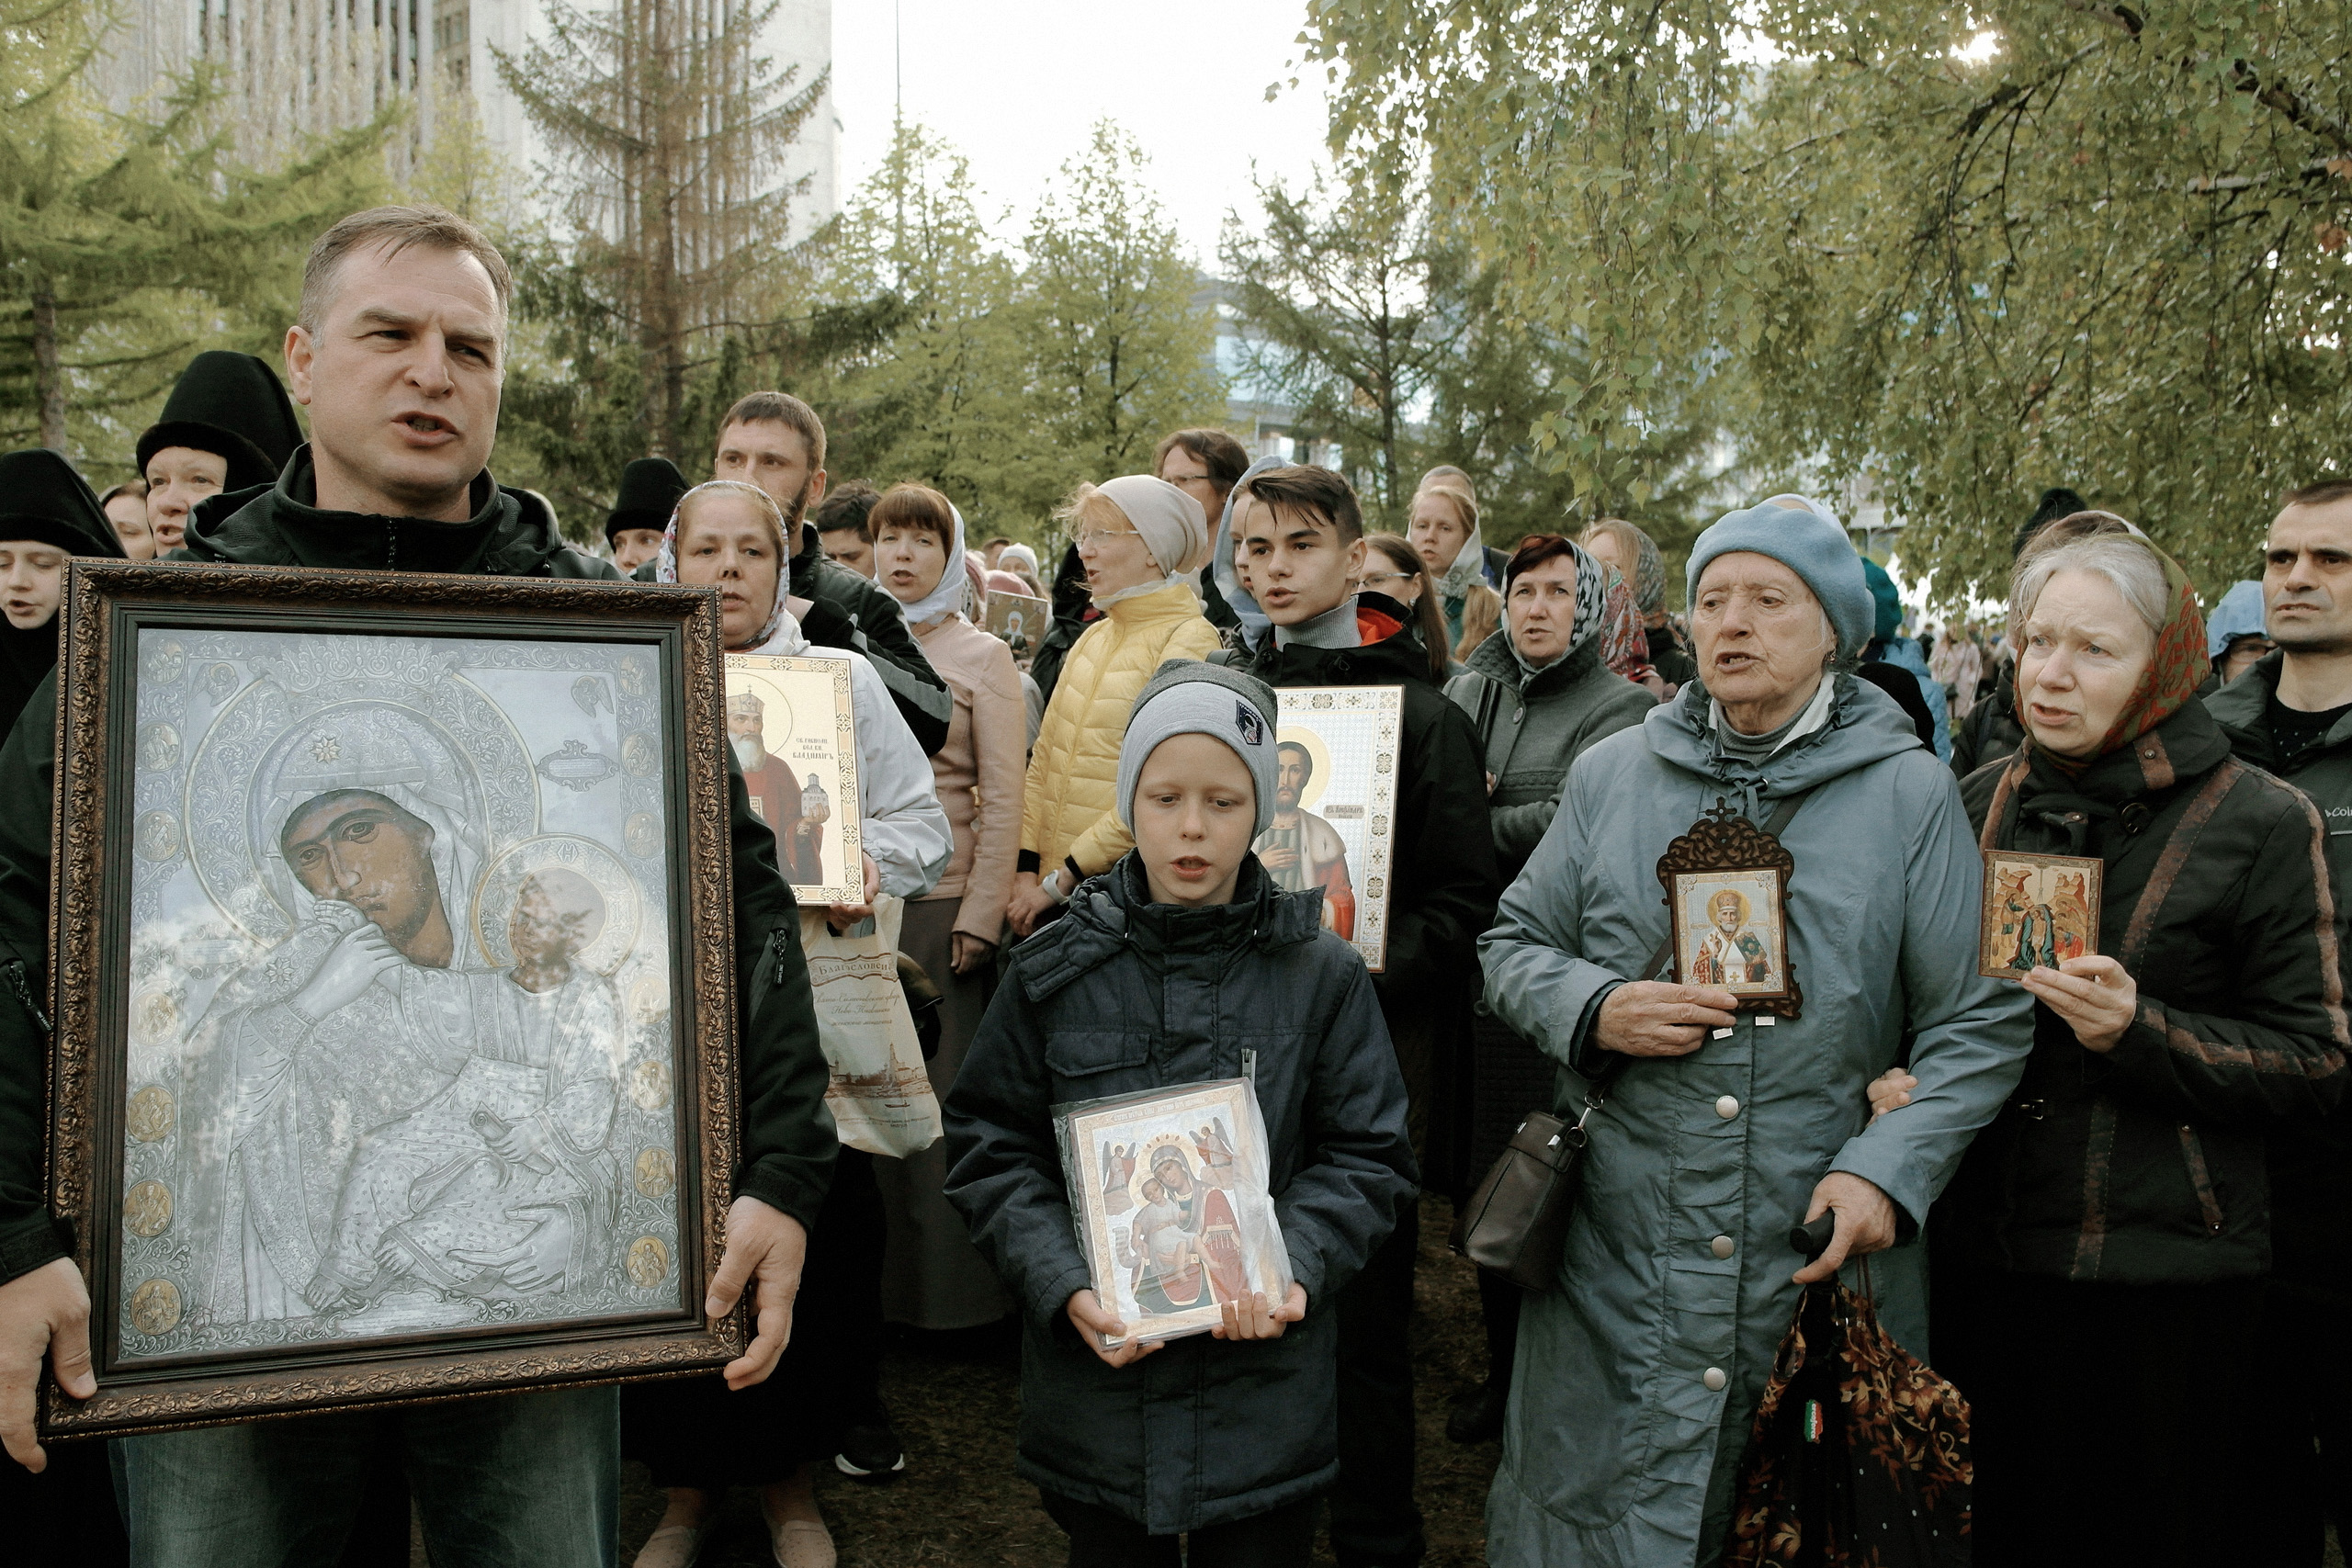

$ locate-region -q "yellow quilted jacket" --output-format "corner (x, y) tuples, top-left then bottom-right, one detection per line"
(1022, 581), (1223, 878)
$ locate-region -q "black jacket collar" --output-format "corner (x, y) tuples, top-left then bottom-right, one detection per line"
(1250, 592), (1432, 688)
(182, 446), (545, 575)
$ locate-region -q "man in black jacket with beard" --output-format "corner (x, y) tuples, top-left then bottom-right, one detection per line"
(2208, 479), (2352, 1563)
(0, 207), (835, 1566)
(1234, 464), (1500, 1568)
(702, 391), (953, 755)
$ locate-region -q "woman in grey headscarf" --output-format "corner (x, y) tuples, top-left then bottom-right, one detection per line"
(1440, 534), (1657, 1442)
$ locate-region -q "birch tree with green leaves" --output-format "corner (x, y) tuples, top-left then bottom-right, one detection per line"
(1302, 0), (2352, 601)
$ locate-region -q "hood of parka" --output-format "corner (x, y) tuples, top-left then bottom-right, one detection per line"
(1015, 854), (1324, 1002)
(1646, 670), (1926, 815)
(180, 446), (605, 578)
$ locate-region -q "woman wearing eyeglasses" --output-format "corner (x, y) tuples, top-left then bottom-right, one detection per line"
(1005, 476), (1221, 936)
(1360, 533), (1453, 682)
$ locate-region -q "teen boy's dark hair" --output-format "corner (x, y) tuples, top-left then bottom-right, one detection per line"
(1242, 465), (1363, 544)
(813, 478), (880, 543)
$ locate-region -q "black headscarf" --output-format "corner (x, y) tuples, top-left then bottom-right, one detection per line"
(135, 351), (303, 492)
(0, 448), (129, 737)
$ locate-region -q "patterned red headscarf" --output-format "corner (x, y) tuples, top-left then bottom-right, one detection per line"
(2014, 534), (2207, 761)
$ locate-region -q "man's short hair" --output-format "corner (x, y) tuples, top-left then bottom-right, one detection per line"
(812, 478), (879, 541)
(1155, 429), (1250, 493)
(719, 390), (827, 472)
(100, 479), (148, 506)
(1276, 739), (1313, 780)
(299, 206), (514, 336)
(982, 535), (1013, 551)
(1240, 465), (1363, 544)
(2282, 480), (2352, 512)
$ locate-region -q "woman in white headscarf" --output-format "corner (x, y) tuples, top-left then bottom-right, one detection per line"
(1408, 475), (1492, 648)
(1006, 475), (1222, 936)
(628, 479), (949, 1568)
(868, 481), (1021, 1333)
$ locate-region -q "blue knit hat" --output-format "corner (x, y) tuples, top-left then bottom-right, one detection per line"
(1685, 495), (1874, 660)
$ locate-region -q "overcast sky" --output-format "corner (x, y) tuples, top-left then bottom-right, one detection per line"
(830, 0), (1339, 265)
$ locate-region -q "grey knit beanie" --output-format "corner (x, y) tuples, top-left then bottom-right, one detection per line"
(1116, 660), (1282, 837)
(1685, 495), (1874, 660)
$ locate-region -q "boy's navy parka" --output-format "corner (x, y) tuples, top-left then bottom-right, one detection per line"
(942, 853), (1417, 1536)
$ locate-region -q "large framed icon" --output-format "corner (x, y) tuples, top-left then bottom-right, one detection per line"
(41, 562), (744, 1438)
(1250, 686), (1402, 972)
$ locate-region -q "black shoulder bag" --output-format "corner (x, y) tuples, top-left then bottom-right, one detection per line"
(1453, 785), (1815, 1290)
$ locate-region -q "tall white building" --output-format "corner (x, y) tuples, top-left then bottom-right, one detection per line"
(87, 0), (838, 238)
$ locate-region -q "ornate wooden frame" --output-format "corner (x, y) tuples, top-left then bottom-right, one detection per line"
(1977, 849), (2103, 981)
(42, 561), (743, 1438)
(1656, 798), (1802, 1018)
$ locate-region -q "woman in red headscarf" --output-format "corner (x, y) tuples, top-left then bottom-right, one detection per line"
(1879, 522), (2352, 1568)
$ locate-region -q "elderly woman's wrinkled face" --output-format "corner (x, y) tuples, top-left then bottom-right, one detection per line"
(2018, 569), (2155, 760)
(1691, 551), (1836, 719)
(674, 491), (783, 649)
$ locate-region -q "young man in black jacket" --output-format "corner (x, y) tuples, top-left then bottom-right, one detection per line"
(1235, 465), (1501, 1568)
(2207, 479), (2352, 1563)
(0, 207), (835, 1565)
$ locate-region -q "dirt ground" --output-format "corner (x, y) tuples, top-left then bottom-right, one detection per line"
(616, 1195), (1503, 1568)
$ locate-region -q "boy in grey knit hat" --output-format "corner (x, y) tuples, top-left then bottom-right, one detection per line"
(943, 657), (1417, 1564)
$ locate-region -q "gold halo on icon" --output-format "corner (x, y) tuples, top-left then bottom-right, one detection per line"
(634, 1148), (676, 1199)
(1273, 726), (1334, 810)
(126, 1086), (176, 1144)
(127, 1278), (182, 1337)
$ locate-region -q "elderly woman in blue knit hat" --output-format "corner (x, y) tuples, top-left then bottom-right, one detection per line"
(1477, 497), (2036, 1568)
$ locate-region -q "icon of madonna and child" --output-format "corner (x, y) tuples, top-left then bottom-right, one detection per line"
(150, 773), (663, 1352)
(1069, 1083), (1292, 1345)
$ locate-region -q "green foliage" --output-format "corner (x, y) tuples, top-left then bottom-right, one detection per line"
(806, 120), (1223, 543)
(1220, 166), (1449, 527)
(487, 0), (828, 526)
(812, 126), (1030, 529)
(1013, 123), (1225, 516)
(1303, 0), (2352, 604)
(0, 0), (392, 472)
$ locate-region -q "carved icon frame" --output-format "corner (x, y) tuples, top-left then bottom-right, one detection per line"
(42, 561), (744, 1439)
(1656, 798), (1802, 1018)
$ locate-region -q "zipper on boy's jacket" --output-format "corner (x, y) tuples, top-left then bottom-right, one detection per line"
(4, 959), (50, 1037)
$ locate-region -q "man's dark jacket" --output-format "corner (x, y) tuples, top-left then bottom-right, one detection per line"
(1028, 542), (1097, 708)
(1234, 594), (1501, 1014)
(0, 453), (836, 1284)
(2208, 650), (2352, 1303)
(632, 515), (952, 756)
(1951, 658), (2025, 776)
(942, 856), (1416, 1535)
(788, 520), (950, 755)
(1937, 701), (2352, 1286)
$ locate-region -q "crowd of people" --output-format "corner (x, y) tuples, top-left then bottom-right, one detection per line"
(5, 201), (2352, 1568)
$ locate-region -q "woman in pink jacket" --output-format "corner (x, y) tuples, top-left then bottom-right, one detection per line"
(870, 483), (1024, 1330)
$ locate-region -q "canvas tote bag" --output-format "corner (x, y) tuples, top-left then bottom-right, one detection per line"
(798, 894), (941, 1156)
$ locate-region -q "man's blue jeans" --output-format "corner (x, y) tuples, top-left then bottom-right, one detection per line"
(114, 1385), (616, 1567)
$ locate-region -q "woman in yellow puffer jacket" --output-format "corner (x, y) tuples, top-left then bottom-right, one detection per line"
(1007, 473), (1221, 935)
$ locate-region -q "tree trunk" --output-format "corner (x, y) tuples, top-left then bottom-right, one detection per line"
(31, 285), (67, 453)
